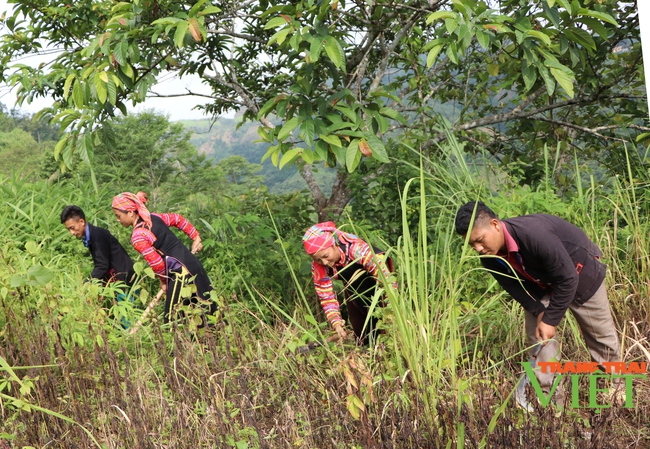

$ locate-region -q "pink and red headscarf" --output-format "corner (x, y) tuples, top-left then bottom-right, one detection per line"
(112, 192), (152, 228)
(302, 221), (339, 255)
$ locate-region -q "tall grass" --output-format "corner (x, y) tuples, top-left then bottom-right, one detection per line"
(1, 138), (649, 448)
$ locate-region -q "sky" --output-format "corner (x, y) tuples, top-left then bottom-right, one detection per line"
(0, 0), (217, 121)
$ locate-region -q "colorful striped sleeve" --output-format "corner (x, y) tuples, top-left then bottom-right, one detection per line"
(131, 227), (165, 279)
(312, 262), (344, 328)
(155, 213), (199, 240)
(349, 238), (398, 289)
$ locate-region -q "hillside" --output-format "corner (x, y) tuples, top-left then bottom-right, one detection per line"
(177, 117), (336, 195)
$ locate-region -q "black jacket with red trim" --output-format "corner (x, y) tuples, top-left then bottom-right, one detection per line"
(481, 214), (606, 327)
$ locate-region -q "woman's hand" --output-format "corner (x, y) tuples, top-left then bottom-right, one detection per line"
(191, 236), (203, 254)
(160, 279), (167, 294)
(334, 322), (348, 341)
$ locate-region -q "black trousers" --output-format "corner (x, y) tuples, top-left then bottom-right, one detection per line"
(164, 266), (215, 324)
(341, 267), (387, 346)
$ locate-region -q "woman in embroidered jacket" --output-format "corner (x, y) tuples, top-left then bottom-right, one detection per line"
(303, 222), (395, 345)
(112, 192), (215, 323)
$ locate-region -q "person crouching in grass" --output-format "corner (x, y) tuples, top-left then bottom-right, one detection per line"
(303, 222), (396, 346)
(61, 205), (137, 326)
(112, 192), (215, 325)
(455, 201), (623, 405)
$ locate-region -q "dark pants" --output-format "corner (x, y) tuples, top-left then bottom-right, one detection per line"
(341, 264), (388, 346)
(164, 265), (215, 324)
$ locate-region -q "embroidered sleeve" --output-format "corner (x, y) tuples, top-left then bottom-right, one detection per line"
(312, 262), (344, 328)
(349, 239), (397, 289)
(131, 228), (165, 279)
(155, 213), (199, 240)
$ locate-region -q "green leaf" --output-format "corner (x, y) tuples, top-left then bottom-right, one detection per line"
(116, 100), (128, 116)
(264, 16), (288, 30)
(189, 0), (208, 17)
(564, 27), (596, 51)
(95, 74), (107, 104)
(268, 28), (292, 46)
(635, 133), (650, 144)
(444, 17), (458, 34)
(257, 126), (271, 143)
(427, 43), (444, 68)
(279, 148), (301, 169)
(536, 62), (555, 96)
(579, 17), (608, 39)
(174, 21), (189, 48)
(521, 63), (537, 91)
(278, 117), (303, 141)
(261, 144), (278, 163)
(446, 41), (459, 64)
(54, 136), (69, 159)
(426, 11), (457, 24)
(301, 119), (315, 146)
(271, 148), (280, 166)
(63, 74), (75, 101)
(526, 30), (551, 46)
(258, 96), (279, 119)
(577, 8), (617, 26)
(379, 107), (407, 125)
(120, 63), (134, 80)
(114, 40), (129, 66)
(27, 264), (54, 286)
(304, 314), (318, 326)
(310, 37), (324, 62)
(106, 77), (117, 105)
(334, 105), (358, 122)
(372, 110), (389, 134)
(151, 17), (183, 26)
(320, 134), (342, 148)
(59, 111), (81, 132)
(475, 30), (490, 50)
(346, 139), (361, 172)
(10, 275), (25, 288)
(72, 80), (84, 108)
(542, 1), (560, 28)
(301, 149), (316, 163)
(314, 140), (329, 160)
(366, 134), (388, 162)
(199, 6), (222, 16)
(77, 133), (92, 164)
(487, 63), (499, 76)
(25, 241), (39, 255)
(324, 36), (344, 69)
(549, 66), (574, 97)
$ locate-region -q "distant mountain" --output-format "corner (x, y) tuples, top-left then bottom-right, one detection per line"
(177, 117), (335, 194)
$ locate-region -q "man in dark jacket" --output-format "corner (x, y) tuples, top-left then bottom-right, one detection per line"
(455, 201), (621, 397)
(61, 205), (135, 286)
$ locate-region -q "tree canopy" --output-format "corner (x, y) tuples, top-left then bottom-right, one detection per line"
(0, 0), (646, 218)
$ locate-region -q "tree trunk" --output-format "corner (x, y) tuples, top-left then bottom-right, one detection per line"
(299, 165), (351, 222)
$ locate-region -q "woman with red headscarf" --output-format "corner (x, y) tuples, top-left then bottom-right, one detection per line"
(112, 192), (215, 324)
(303, 222), (396, 345)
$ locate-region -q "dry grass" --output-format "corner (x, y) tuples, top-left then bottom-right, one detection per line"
(1, 290), (649, 449)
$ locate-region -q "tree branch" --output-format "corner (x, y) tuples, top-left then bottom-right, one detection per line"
(300, 164), (327, 210)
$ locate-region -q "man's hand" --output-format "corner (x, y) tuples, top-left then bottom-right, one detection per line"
(191, 236), (203, 254)
(535, 312), (556, 343)
(334, 323), (348, 341)
(160, 279), (167, 294)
